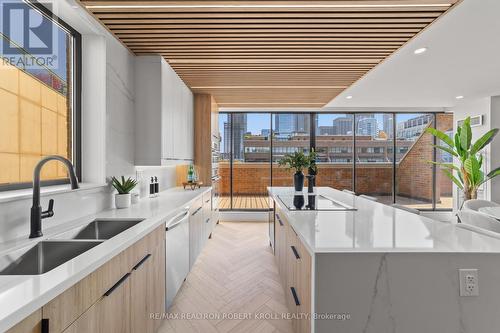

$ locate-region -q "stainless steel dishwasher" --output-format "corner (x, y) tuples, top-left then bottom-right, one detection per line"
(165, 207), (190, 310)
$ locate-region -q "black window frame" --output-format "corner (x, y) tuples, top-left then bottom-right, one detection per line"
(219, 111), (452, 212)
(0, 0), (82, 191)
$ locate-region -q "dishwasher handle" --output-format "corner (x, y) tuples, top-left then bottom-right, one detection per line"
(166, 210), (189, 231)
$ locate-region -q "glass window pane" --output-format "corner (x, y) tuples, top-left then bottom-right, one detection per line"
(218, 113), (230, 210)
(0, 0), (74, 187)
(231, 113), (271, 210)
(355, 114), (393, 204)
(395, 114), (434, 209)
(315, 114), (353, 190)
(272, 113), (310, 187)
(436, 113), (453, 209)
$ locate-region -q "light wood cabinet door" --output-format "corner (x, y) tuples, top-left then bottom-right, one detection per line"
(131, 252), (154, 333)
(295, 237), (312, 333)
(130, 239), (165, 333)
(6, 309), (41, 333)
(286, 222), (300, 332)
(274, 209), (287, 286)
(64, 273), (131, 333)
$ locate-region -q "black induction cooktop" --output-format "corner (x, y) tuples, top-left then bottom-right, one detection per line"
(277, 194), (356, 211)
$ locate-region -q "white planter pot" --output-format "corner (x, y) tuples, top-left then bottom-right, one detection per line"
(115, 193), (131, 209)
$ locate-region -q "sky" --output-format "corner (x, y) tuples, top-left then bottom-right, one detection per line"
(224, 113), (420, 135)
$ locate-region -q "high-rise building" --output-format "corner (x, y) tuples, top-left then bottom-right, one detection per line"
(222, 114), (248, 160)
(332, 116), (353, 135)
(223, 121), (231, 156)
(396, 114), (433, 140)
(357, 117), (379, 137)
(295, 114), (310, 133)
(318, 126), (335, 135)
(274, 114), (310, 134)
(383, 114), (394, 138)
(232, 113), (247, 160)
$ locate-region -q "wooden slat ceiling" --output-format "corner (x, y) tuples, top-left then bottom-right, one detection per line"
(81, 0), (459, 108)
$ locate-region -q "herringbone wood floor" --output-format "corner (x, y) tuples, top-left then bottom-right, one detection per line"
(158, 222), (293, 333)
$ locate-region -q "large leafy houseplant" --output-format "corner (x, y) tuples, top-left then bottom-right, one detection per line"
(426, 117), (500, 203)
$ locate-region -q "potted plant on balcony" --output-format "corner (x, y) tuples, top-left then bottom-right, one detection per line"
(278, 151), (314, 191)
(426, 117), (500, 206)
(112, 176), (138, 209)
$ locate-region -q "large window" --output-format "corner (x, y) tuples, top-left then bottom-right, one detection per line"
(315, 114), (353, 191)
(0, 0), (81, 190)
(355, 113), (393, 204)
(395, 114), (434, 209)
(220, 111), (452, 212)
(272, 113), (310, 190)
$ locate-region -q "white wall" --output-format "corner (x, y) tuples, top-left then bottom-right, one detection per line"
(451, 96), (500, 209)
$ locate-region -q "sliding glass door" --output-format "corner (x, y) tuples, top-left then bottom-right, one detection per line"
(355, 113), (393, 204)
(272, 113), (311, 188)
(315, 114), (354, 191)
(395, 114), (434, 209)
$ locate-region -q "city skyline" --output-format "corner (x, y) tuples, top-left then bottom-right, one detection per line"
(219, 113), (434, 154)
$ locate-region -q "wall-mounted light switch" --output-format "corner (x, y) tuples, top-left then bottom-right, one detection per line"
(459, 269), (479, 296)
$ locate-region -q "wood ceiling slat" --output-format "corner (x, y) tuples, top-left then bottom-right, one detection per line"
(81, 0), (458, 107)
(94, 11), (443, 18)
(101, 18), (436, 24)
(105, 23), (429, 29)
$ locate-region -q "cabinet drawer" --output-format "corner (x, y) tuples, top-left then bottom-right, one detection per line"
(6, 309), (42, 333)
(42, 225), (164, 333)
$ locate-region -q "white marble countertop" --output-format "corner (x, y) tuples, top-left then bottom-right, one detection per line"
(268, 187), (500, 255)
(478, 206), (500, 220)
(0, 186), (211, 332)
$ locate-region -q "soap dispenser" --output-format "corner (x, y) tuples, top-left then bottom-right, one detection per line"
(154, 176), (159, 196)
(149, 177), (155, 198)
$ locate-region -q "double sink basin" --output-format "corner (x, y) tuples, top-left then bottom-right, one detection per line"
(0, 219), (144, 276)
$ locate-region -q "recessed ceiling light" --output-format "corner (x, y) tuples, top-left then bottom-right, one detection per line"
(346, 95), (353, 99)
(456, 95), (464, 99)
(414, 47), (428, 55)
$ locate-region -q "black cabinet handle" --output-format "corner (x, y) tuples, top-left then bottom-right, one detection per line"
(290, 245), (300, 259)
(132, 253), (151, 271)
(205, 218), (210, 223)
(290, 287), (300, 306)
(41, 319), (49, 333)
(104, 273), (131, 297)
(276, 214), (283, 226)
(205, 199), (210, 203)
(191, 206), (202, 216)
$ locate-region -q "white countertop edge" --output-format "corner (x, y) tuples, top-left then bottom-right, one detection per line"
(268, 187), (500, 255)
(0, 183), (109, 204)
(0, 186), (211, 332)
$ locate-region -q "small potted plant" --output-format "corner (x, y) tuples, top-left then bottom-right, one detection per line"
(112, 176), (138, 209)
(278, 151), (311, 191)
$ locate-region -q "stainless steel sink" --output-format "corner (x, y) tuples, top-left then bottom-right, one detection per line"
(52, 219), (144, 240)
(0, 241), (102, 275)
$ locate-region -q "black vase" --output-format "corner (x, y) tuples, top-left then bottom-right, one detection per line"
(294, 172), (304, 191)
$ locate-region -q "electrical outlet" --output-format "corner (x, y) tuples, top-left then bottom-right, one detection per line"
(459, 269), (479, 296)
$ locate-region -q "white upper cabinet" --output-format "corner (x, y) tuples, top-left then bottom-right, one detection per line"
(134, 56), (194, 165)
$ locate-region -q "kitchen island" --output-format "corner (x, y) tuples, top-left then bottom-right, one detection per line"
(268, 187), (500, 333)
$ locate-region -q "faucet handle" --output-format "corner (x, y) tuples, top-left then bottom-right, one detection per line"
(41, 199), (55, 219)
